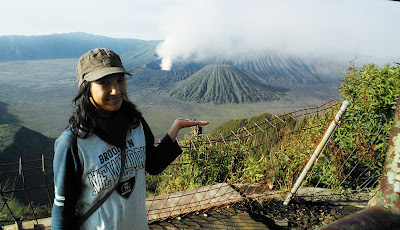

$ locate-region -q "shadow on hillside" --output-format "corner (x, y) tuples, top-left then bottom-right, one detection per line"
(0, 101), (21, 124)
(0, 126), (55, 205)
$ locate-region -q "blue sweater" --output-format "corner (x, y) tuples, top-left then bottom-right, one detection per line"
(51, 117), (181, 230)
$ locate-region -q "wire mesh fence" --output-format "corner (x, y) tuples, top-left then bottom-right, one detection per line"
(0, 99), (390, 229)
(0, 156), (53, 229)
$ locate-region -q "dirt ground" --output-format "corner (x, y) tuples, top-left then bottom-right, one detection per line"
(237, 198), (363, 229)
(149, 188), (368, 229)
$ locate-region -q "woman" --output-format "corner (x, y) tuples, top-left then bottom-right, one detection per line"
(51, 48), (208, 229)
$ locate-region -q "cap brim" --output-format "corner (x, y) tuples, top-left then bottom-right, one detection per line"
(84, 67), (132, 82)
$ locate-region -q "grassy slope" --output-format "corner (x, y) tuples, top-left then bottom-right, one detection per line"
(133, 83), (339, 140)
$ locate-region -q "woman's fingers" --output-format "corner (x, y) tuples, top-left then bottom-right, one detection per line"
(175, 119), (209, 128)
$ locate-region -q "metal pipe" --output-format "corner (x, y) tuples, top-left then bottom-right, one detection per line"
(283, 100), (350, 205)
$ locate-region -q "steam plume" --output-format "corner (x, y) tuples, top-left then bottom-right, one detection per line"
(156, 0), (400, 70)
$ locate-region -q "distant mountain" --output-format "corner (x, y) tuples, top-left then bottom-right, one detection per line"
(121, 43), (344, 87)
(0, 32), (150, 62)
(128, 64), (202, 88)
(120, 40), (162, 71)
(209, 51), (344, 86)
(165, 64), (280, 104)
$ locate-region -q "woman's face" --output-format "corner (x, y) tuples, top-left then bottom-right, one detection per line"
(90, 73), (127, 111)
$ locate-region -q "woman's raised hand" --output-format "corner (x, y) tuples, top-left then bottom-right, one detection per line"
(168, 118), (209, 140)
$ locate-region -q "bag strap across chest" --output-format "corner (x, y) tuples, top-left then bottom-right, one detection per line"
(73, 134), (127, 225)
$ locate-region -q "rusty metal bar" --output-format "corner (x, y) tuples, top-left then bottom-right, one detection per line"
(375, 92), (400, 213)
(253, 122), (264, 132)
(320, 206), (400, 230)
(264, 118), (275, 128)
(189, 138), (197, 151)
(231, 130), (241, 141)
(242, 126), (253, 136)
(220, 133), (227, 146)
(321, 92), (400, 228)
(206, 134), (213, 147)
(42, 154), (52, 205)
(284, 111), (297, 121)
(274, 114), (285, 123)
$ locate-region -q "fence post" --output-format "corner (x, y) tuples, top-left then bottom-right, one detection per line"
(15, 219), (23, 230)
(375, 92), (400, 212)
(283, 100), (350, 206)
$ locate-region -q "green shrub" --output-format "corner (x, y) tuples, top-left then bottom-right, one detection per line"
(147, 62), (400, 196)
(0, 197), (51, 225)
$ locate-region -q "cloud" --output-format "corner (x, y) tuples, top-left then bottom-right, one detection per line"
(0, 0), (169, 40)
(156, 0), (400, 70)
(1, 0), (399, 70)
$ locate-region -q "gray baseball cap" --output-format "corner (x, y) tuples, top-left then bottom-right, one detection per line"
(75, 48), (132, 87)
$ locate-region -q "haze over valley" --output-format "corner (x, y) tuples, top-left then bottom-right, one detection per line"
(0, 33), (350, 140)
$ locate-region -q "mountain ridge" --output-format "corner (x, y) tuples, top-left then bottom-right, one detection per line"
(0, 33), (344, 87)
(122, 45), (344, 87)
(0, 32), (151, 62)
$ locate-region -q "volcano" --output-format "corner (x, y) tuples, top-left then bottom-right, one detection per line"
(166, 64), (280, 104)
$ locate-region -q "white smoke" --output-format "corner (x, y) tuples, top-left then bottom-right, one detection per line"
(156, 0), (400, 70)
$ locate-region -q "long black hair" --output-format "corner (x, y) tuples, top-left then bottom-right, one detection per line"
(68, 81), (142, 138)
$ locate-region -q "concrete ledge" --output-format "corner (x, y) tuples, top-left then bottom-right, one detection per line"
(3, 217), (51, 230)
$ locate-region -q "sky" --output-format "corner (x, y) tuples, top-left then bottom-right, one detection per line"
(1, 0), (400, 69)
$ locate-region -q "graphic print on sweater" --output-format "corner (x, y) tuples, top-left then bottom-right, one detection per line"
(116, 175), (136, 199)
(86, 139), (145, 198)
